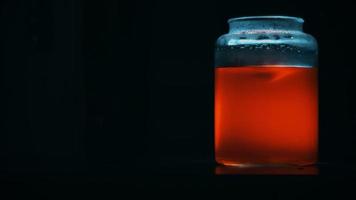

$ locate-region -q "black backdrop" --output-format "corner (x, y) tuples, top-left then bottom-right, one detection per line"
(1, 0), (356, 195)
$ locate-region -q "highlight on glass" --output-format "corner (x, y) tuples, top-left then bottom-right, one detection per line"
(214, 16), (318, 167)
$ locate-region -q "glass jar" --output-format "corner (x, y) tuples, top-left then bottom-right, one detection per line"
(214, 16), (318, 167)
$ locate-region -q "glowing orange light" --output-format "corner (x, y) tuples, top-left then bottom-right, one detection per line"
(215, 65), (318, 166)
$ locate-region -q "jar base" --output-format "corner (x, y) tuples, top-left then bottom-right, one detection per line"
(215, 161), (319, 175)
(216, 159), (317, 168)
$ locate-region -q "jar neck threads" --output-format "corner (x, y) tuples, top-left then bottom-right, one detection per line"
(228, 16), (304, 33)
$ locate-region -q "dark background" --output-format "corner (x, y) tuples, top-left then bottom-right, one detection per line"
(1, 0), (355, 196)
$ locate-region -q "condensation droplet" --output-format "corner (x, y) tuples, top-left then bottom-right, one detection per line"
(257, 35), (269, 40)
(273, 35), (280, 40)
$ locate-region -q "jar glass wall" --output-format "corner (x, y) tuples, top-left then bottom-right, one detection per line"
(214, 16), (318, 167)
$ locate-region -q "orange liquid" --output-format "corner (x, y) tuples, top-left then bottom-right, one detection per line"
(215, 65), (318, 166)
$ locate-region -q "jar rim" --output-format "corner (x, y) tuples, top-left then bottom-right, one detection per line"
(228, 16), (304, 24)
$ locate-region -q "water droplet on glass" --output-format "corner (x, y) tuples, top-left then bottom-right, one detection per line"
(257, 35), (269, 40)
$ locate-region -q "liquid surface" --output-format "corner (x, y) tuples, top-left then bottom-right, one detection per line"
(215, 65), (318, 166)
